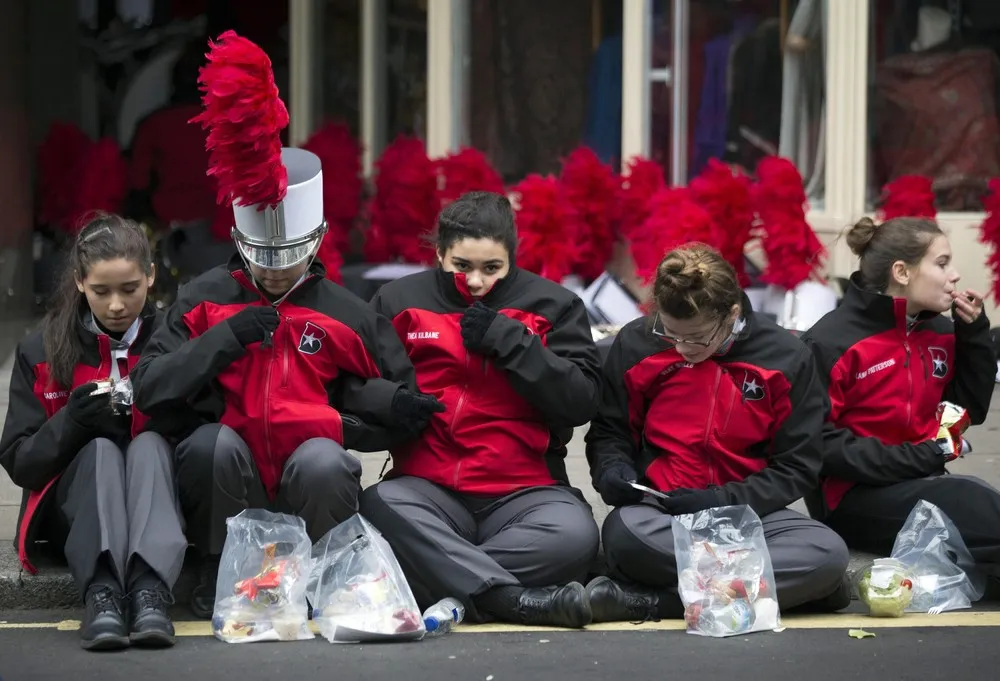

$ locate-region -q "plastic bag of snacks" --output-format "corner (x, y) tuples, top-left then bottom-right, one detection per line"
(212, 509), (314, 643)
(673, 505), (781, 637)
(308, 514), (425, 643)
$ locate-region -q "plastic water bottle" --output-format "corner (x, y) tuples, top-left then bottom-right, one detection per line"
(422, 597), (465, 638)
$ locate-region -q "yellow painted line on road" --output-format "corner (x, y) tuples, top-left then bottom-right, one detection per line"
(2, 610), (1000, 636)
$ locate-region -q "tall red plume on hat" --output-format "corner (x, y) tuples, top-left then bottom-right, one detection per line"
(618, 157), (666, 241)
(878, 175), (936, 222)
(70, 138), (129, 231)
(559, 146), (619, 281)
(190, 30), (289, 212)
(37, 122), (92, 233)
(365, 135), (438, 264)
(512, 174), (584, 282)
(301, 122), (363, 283)
(689, 159), (754, 286)
(752, 156), (826, 291)
(631, 187), (716, 286)
(435, 147), (505, 209)
(978, 178), (1000, 301)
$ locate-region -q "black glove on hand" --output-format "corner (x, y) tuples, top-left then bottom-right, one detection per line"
(460, 301), (499, 353)
(656, 487), (727, 516)
(227, 305), (280, 346)
(65, 383), (116, 434)
(391, 388), (446, 434)
(597, 462), (644, 507)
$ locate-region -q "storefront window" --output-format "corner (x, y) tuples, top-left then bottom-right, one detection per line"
(385, 0), (427, 140)
(468, 0), (622, 182)
(868, 0), (1000, 212)
(650, 0), (826, 206)
(320, 0), (362, 136)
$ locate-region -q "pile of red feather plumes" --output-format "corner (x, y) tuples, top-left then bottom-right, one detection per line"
(191, 30), (289, 210)
(511, 174), (584, 282)
(560, 147), (619, 280)
(301, 122), (363, 283)
(752, 156), (826, 290)
(36, 122), (128, 234)
(365, 135), (438, 264)
(689, 159), (754, 286)
(979, 178), (1000, 302)
(435, 147), (505, 209)
(878, 175), (936, 222)
(631, 188), (715, 285)
(617, 157), (666, 241)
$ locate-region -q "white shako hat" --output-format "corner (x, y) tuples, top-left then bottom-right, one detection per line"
(232, 147), (326, 270)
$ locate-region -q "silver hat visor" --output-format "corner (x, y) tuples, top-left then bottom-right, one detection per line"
(234, 229), (322, 270)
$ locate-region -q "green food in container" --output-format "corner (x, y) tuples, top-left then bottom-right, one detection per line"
(857, 558), (914, 618)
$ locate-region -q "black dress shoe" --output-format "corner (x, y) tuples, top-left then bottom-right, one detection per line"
(515, 582), (593, 628)
(585, 576), (661, 623)
(80, 585), (130, 651)
(129, 589), (176, 647)
(190, 556), (220, 620)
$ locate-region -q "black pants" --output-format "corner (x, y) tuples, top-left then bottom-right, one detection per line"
(827, 474), (1000, 576)
(54, 434), (187, 597)
(173, 423), (363, 555)
(359, 476), (600, 621)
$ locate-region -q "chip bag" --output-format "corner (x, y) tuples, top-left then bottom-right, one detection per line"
(935, 401), (971, 460)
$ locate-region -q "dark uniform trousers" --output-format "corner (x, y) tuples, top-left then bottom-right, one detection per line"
(173, 423), (363, 553)
(359, 475), (600, 621)
(56, 432), (187, 595)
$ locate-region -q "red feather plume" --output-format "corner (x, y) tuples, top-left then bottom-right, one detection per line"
(752, 156), (826, 291)
(69, 138), (129, 232)
(512, 174), (584, 282)
(190, 31), (289, 209)
(301, 122), (362, 282)
(630, 187), (715, 286)
(978, 178), (1000, 301)
(618, 157), (666, 240)
(689, 159), (754, 286)
(366, 135), (438, 264)
(435, 147), (505, 208)
(37, 122), (92, 232)
(878, 175), (936, 221)
(559, 146), (619, 281)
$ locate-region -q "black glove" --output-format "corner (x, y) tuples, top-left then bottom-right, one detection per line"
(656, 487), (727, 516)
(227, 305), (280, 346)
(597, 462), (644, 507)
(391, 388), (446, 434)
(65, 382), (118, 435)
(460, 302), (499, 353)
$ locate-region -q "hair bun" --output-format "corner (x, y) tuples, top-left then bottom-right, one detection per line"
(845, 217), (878, 257)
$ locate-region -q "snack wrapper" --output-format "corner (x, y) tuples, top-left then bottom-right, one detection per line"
(212, 510), (314, 643)
(673, 506), (781, 638)
(89, 376), (134, 415)
(936, 401), (971, 459)
(856, 558), (914, 617)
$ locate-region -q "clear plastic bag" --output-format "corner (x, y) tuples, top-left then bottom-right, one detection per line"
(307, 514), (425, 643)
(673, 505), (782, 638)
(889, 500), (985, 614)
(211, 509), (314, 643)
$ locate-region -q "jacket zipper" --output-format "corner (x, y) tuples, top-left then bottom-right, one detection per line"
(281, 315), (292, 388)
(263, 324), (279, 485)
(903, 340), (913, 428)
(451, 350), (473, 487)
(703, 366), (723, 486)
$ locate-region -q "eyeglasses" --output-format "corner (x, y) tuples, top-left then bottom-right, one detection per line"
(651, 315), (726, 348)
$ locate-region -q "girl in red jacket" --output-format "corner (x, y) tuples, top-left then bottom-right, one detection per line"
(802, 217), (998, 571)
(359, 191), (603, 628)
(0, 214), (186, 650)
(585, 244), (850, 622)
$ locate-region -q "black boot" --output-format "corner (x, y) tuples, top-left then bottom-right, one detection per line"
(190, 555), (220, 620)
(130, 588), (176, 647)
(80, 585), (130, 651)
(515, 582), (592, 629)
(586, 576), (661, 623)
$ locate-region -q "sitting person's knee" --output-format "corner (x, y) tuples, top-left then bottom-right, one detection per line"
(285, 439), (361, 489)
(812, 529), (851, 589)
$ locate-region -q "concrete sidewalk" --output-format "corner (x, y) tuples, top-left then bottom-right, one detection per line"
(2, 345), (1000, 609)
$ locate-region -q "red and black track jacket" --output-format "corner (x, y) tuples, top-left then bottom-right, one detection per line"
(0, 304), (160, 574)
(585, 295), (826, 518)
(801, 273), (995, 516)
(132, 257), (417, 499)
(370, 268), (602, 495)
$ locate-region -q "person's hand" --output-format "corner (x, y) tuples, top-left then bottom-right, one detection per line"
(952, 289), (984, 324)
(597, 462), (644, 507)
(391, 388), (446, 434)
(65, 383), (114, 432)
(227, 305), (280, 346)
(655, 487), (727, 516)
(460, 302), (499, 353)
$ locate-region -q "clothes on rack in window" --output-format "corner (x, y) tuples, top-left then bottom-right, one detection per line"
(583, 34), (623, 166)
